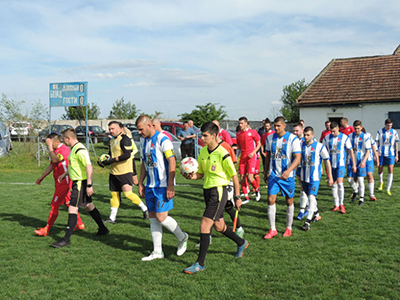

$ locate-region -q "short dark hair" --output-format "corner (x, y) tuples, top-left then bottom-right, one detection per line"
(304, 126), (314, 133)
(61, 128), (77, 139)
(330, 122), (339, 129)
(47, 132), (60, 140)
(239, 116), (248, 123)
(385, 118), (393, 125)
(353, 120), (362, 127)
(264, 118), (272, 125)
(201, 121), (219, 136)
(293, 122), (303, 128)
(325, 120), (331, 125)
(274, 116), (285, 124)
(108, 121), (123, 128)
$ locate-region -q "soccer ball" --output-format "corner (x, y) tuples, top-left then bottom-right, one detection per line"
(98, 153), (110, 163)
(180, 157), (199, 174)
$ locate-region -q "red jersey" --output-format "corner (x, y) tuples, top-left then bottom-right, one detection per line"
(236, 128), (260, 156)
(319, 129), (331, 142)
(218, 129), (233, 146)
(261, 130), (276, 147)
(162, 130), (173, 142)
(53, 144), (70, 187)
(219, 140), (237, 163)
(340, 126), (355, 136)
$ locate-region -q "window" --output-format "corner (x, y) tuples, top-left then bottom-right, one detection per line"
(388, 112), (400, 129)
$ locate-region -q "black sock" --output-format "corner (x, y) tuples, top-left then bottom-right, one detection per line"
(64, 213), (77, 241)
(222, 226), (244, 246)
(89, 207), (106, 230)
(225, 207), (242, 228)
(196, 233), (211, 267)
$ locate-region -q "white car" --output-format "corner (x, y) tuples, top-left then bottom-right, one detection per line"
(10, 121), (34, 137)
(0, 121), (12, 156)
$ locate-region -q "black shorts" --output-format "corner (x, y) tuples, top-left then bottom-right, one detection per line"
(109, 173), (133, 192)
(132, 159), (137, 176)
(203, 186), (228, 221)
(70, 180), (93, 208)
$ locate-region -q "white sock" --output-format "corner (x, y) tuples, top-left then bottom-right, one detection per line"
(332, 184), (339, 207)
(379, 172), (383, 184)
(139, 202), (147, 211)
(368, 181), (375, 197)
(306, 195), (316, 221)
(286, 204), (294, 230)
(268, 204), (276, 231)
(357, 177), (365, 199)
(161, 216), (185, 241)
(150, 218), (163, 253)
(338, 183), (345, 205)
(299, 191), (307, 213)
(387, 173), (394, 191)
(109, 207), (118, 221)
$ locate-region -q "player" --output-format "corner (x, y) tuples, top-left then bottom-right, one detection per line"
(300, 126), (333, 231)
(375, 119), (399, 195)
(100, 121), (148, 224)
(183, 122), (248, 274)
(136, 115), (188, 261)
(35, 133), (85, 236)
(339, 117), (355, 136)
(292, 122), (308, 220)
(319, 121), (331, 142)
(236, 116), (261, 203)
(323, 122), (356, 214)
(152, 118), (173, 142)
(347, 120), (371, 206)
(263, 117), (301, 239)
(260, 118), (275, 173)
(51, 128), (109, 248)
(213, 120), (233, 146)
(364, 128), (379, 201)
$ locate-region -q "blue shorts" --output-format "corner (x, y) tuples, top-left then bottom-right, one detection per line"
(145, 187), (173, 213)
(268, 175), (295, 198)
(379, 156), (395, 166)
(301, 181), (320, 196)
(347, 160), (367, 177)
(366, 160), (374, 174)
(332, 166), (345, 182)
(295, 167), (301, 177)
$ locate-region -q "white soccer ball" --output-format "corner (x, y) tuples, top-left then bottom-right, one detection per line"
(98, 153), (110, 163)
(180, 157), (199, 174)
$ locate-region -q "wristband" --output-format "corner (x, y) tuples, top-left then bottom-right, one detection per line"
(87, 184), (93, 188)
(234, 195), (241, 201)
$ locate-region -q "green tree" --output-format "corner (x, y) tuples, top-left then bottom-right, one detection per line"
(108, 97), (140, 119)
(61, 103), (101, 120)
(146, 111), (163, 120)
(0, 93), (25, 123)
(279, 78), (309, 123)
(179, 102), (228, 127)
(29, 99), (49, 128)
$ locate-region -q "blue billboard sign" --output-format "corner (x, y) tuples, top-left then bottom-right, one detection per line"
(49, 82), (88, 107)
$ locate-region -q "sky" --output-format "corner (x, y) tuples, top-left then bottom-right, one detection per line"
(1, 0), (399, 121)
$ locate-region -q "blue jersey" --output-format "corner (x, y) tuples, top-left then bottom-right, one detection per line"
(323, 133), (352, 168)
(300, 140), (329, 183)
(375, 128), (399, 158)
(349, 132), (371, 163)
(140, 131), (174, 188)
(265, 131), (301, 178)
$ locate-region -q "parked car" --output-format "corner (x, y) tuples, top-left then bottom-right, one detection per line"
(75, 125), (106, 144)
(10, 121), (35, 139)
(160, 121), (204, 146)
(0, 121), (12, 156)
(226, 130), (237, 149)
(38, 124), (73, 140)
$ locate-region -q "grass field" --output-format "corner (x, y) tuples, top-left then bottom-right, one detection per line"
(1, 142), (400, 299)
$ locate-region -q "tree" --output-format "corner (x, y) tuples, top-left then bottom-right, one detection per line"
(179, 102), (228, 127)
(61, 103), (101, 120)
(279, 79), (309, 123)
(0, 93), (25, 123)
(30, 99), (49, 128)
(108, 97), (140, 119)
(146, 111), (163, 120)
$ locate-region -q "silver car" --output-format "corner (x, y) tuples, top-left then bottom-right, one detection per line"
(0, 121), (12, 156)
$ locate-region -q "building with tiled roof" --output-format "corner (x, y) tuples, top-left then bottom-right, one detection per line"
(297, 45), (400, 135)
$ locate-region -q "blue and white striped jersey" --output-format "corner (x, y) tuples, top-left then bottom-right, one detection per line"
(140, 131), (174, 188)
(365, 132), (376, 162)
(265, 132), (301, 178)
(300, 140), (329, 183)
(349, 132), (371, 162)
(323, 133), (352, 168)
(375, 128), (399, 157)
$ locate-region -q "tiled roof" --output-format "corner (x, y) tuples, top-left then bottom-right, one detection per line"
(297, 45), (400, 106)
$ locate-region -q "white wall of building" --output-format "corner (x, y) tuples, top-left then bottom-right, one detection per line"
(299, 103), (400, 137)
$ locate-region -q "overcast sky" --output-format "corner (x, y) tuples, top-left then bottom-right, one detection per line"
(1, 0), (399, 121)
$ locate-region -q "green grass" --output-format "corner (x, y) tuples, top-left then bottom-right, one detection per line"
(1, 142), (400, 299)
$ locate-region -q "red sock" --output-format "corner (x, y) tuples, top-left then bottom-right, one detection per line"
(47, 202), (60, 230)
(251, 179), (259, 191)
(256, 176), (260, 190)
(241, 181), (248, 195)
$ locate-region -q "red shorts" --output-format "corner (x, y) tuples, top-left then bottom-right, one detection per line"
(53, 183), (72, 206)
(239, 155), (257, 175)
(255, 156), (260, 175)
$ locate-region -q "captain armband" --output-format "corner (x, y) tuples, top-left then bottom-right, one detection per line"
(164, 149), (175, 159)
